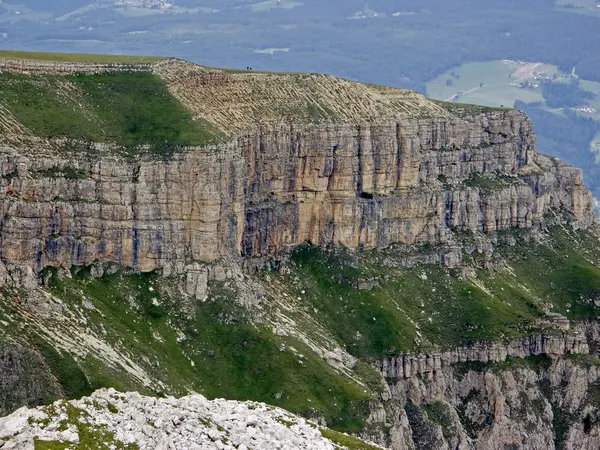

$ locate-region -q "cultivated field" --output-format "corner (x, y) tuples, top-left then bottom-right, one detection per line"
(591, 131), (600, 162)
(426, 60), (559, 107)
(580, 79), (600, 111)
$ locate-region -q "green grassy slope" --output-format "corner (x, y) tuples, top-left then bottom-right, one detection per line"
(270, 225), (600, 358)
(2, 267), (374, 433)
(2, 225), (600, 435)
(0, 71), (224, 154)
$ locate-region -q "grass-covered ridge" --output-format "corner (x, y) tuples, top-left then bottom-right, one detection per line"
(0, 50), (516, 149)
(0, 71), (224, 154)
(0, 50), (165, 64)
(432, 99), (513, 115)
(320, 428), (382, 450)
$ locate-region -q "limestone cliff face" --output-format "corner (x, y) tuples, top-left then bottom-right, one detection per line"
(378, 333), (589, 380)
(0, 108), (593, 282)
(240, 112), (592, 256)
(370, 356), (600, 450)
(0, 144), (246, 278)
(365, 322), (600, 450)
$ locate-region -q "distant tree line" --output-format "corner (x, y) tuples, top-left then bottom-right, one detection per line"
(541, 80), (595, 108)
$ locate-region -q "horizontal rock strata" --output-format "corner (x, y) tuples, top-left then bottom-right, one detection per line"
(0, 59), (156, 76)
(0, 108), (593, 283)
(378, 332), (590, 380)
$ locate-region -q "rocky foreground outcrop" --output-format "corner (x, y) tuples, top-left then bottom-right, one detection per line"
(0, 389), (380, 450)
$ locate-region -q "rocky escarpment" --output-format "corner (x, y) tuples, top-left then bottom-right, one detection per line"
(361, 322), (600, 450)
(0, 56), (593, 283)
(378, 331), (589, 380)
(240, 115), (592, 256)
(0, 342), (64, 416)
(368, 355), (600, 450)
(0, 109), (593, 285)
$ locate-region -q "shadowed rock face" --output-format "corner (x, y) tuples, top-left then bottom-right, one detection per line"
(362, 322), (600, 450)
(0, 343), (63, 417)
(370, 355), (600, 450)
(0, 109), (593, 284)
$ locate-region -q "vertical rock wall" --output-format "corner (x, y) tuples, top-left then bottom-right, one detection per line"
(0, 109), (593, 281)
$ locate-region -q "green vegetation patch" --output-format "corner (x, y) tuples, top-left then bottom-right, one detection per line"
(492, 226), (600, 319)
(34, 167), (89, 180)
(453, 355), (552, 379)
(320, 428), (381, 450)
(288, 245), (541, 357)
(456, 389), (492, 439)
(33, 402), (138, 450)
(433, 99), (512, 116)
(43, 268), (371, 432)
(462, 173), (518, 192)
(565, 353), (600, 367)
(186, 299), (371, 432)
(422, 401), (457, 444)
(280, 225), (600, 358)
(28, 335), (93, 401)
(0, 72), (224, 155)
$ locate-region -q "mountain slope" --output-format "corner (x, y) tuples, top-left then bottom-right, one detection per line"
(0, 52), (599, 449)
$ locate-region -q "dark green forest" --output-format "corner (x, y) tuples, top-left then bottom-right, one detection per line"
(542, 80), (595, 108)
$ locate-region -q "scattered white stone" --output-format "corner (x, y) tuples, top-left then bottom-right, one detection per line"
(81, 300), (95, 310)
(0, 407), (29, 439)
(0, 389), (364, 449)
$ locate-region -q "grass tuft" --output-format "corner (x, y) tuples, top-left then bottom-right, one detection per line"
(320, 428), (382, 450)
